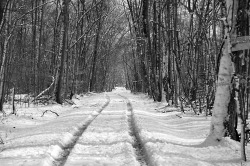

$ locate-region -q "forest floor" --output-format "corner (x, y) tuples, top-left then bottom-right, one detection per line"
(0, 87), (250, 166)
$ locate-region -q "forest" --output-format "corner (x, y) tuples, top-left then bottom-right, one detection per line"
(0, 0), (250, 163)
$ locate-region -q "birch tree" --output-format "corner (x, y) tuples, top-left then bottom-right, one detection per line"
(206, 0), (235, 143)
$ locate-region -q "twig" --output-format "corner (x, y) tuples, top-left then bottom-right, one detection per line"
(41, 110), (59, 117)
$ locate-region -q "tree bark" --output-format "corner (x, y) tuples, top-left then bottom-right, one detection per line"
(206, 0), (235, 143)
(0, 1), (10, 116)
(53, 0), (70, 104)
(11, 87), (15, 114)
(0, 0), (7, 33)
(89, 1), (104, 92)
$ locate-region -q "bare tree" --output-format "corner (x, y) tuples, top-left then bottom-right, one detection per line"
(53, 0), (70, 104)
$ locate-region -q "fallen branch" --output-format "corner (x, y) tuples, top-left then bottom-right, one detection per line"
(32, 76), (55, 102)
(41, 110), (59, 117)
(176, 114), (182, 118)
(155, 105), (169, 110)
(64, 99), (75, 105)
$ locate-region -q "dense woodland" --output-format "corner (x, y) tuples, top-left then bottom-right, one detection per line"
(0, 0), (250, 160)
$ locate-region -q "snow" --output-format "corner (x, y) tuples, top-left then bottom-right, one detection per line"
(208, 45), (233, 141)
(0, 88), (250, 166)
(121, 90), (250, 166)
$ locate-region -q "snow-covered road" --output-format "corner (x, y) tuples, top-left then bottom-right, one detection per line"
(44, 92), (146, 166)
(0, 87), (250, 166)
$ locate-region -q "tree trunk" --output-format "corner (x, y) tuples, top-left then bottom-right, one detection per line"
(37, 0), (45, 94)
(89, 1), (103, 92)
(206, 42), (233, 142)
(0, 0), (4, 27)
(53, 0), (70, 104)
(32, 0), (38, 95)
(11, 87), (15, 114)
(206, 0), (235, 143)
(0, 1), (10, 116)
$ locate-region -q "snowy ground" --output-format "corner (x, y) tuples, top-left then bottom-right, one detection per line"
(0, 87), (250, 166)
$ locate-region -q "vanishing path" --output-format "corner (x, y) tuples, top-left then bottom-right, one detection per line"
(0, 93), (110, 166)
(43, 94), (110, 166)
(120, 94), (148, 165)
(2, 88), (229, 166)
(44, 92), (148, 166)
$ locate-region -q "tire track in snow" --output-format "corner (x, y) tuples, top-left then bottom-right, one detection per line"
(120, 95), (149, 166)
(42, 94), (110, 166)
